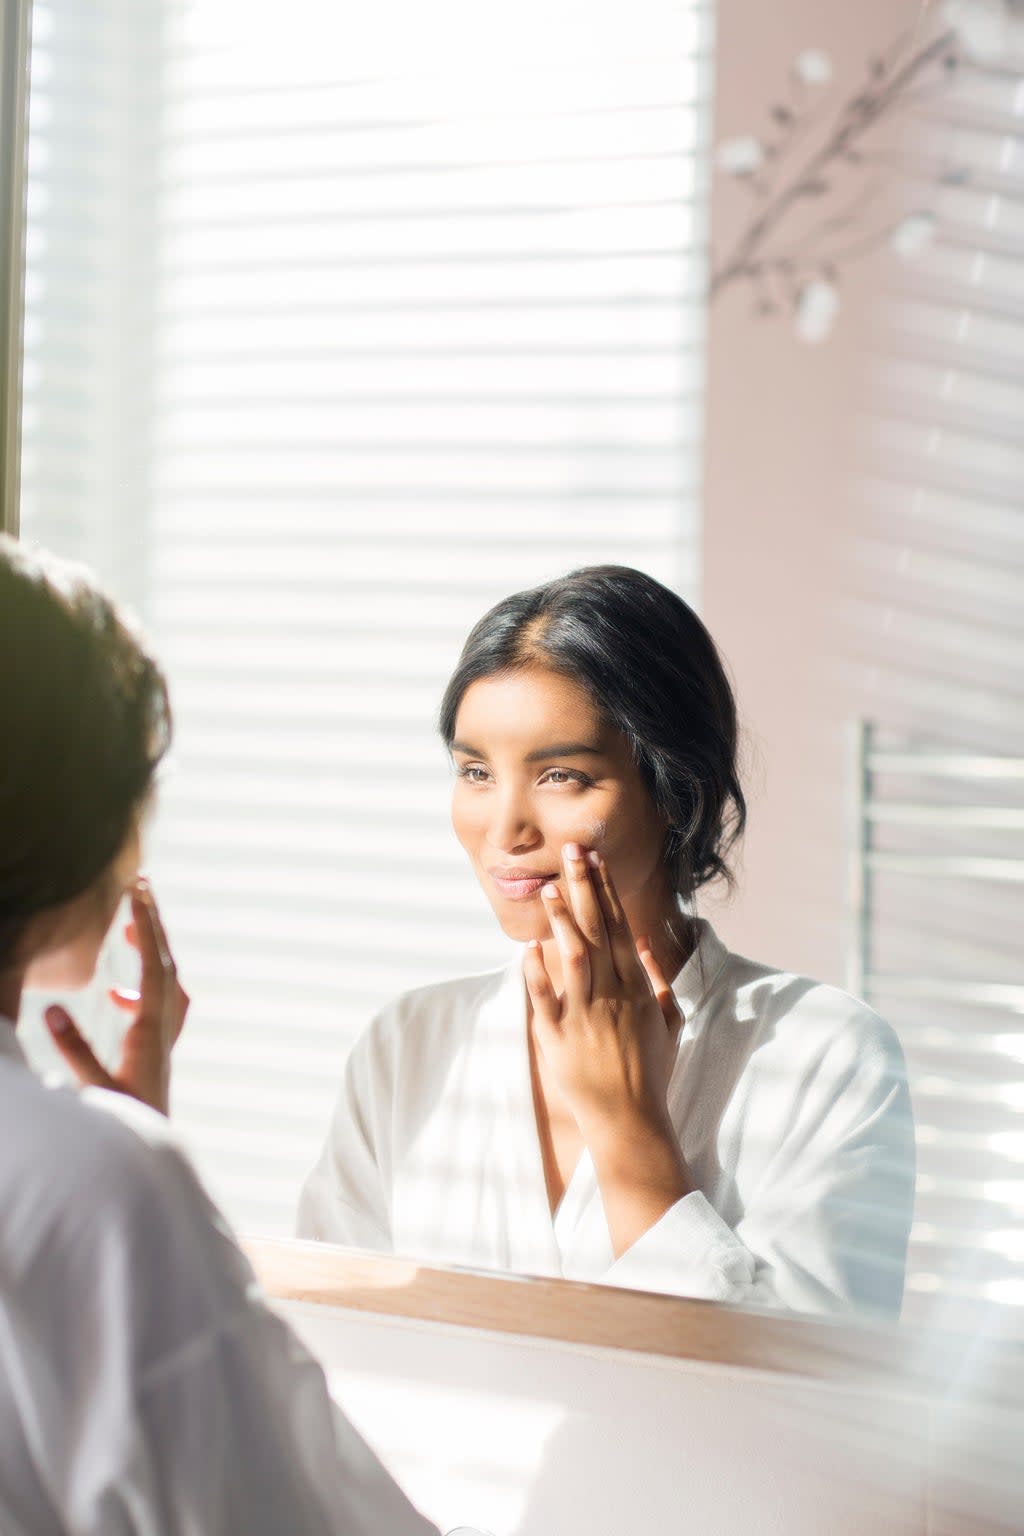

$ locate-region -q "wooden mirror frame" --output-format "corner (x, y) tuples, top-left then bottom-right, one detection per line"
(245, 1237), (1024, 1410)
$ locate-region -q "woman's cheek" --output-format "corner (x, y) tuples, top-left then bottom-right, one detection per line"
(576, 815), (609, 852)
(26, 925), (105, 990)
(450, 784), (482, 852)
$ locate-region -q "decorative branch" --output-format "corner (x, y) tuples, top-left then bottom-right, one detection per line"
(710, 30), (956, 302)
(709, 0), (1024, 342)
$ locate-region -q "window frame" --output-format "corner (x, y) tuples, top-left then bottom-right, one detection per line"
(0, 0), (31, 537)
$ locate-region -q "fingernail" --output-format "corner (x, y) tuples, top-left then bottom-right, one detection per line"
(45, 1006), (70, 1035)
(563, 842), (583, 861)
(587, 850), (602, 867)
(542, 883), (559, 900)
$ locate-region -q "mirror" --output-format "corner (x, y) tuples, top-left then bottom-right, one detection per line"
(12, 0), (1024, 1334)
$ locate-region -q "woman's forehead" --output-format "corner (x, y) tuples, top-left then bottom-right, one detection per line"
(454, 666), (606, 744)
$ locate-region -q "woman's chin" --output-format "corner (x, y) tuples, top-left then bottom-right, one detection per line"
(488, 897), (550, 946)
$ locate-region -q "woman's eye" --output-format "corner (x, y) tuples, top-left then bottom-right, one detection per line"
(457, 764), (490, 784)
(542, 769), (590, 787)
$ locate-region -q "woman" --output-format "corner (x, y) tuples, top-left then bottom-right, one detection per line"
(299, 565), (916, 1317)
(0, 537), (436, 1536)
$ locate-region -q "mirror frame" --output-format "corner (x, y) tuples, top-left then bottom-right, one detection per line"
(245, 1236), (1024, 1408)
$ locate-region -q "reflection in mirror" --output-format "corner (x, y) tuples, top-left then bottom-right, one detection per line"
(13, 0), (1024, 1341)
(297, 568), (915, 1317)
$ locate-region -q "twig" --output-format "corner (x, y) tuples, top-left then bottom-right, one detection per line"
(710, 27), (959, 300)
(761, 172), (889, 269)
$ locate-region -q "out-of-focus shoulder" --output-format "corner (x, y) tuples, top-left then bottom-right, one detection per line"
(2, 1068), (255, 1371)
(9, 1071), (173, 1194)
(2, 1070), (210, 1265)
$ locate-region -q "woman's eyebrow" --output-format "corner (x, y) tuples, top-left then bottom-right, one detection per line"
(450, 740), (604, 761)
(524, 742), (604, 762)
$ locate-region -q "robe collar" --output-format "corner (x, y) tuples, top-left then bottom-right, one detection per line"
(670, 917), (730, 1025)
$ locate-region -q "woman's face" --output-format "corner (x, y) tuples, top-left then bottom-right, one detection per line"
(450, 664), (673, 943)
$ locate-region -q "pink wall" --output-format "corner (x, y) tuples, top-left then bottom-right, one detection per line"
(701, 0), (921, 984)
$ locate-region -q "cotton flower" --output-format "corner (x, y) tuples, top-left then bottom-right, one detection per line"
(891, 211), (938, 258)
(794, 48), (834, 85)
(716, 136), (765, 176)
(795, 279), (839, 344)
(942, 0), (1024, 59)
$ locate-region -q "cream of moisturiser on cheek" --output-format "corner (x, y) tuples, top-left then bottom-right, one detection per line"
(581, 818), (608, 850)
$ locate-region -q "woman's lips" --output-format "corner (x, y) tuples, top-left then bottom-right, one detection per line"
(488, 868), (558, 901)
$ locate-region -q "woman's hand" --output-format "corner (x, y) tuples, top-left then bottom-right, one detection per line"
(524, 843), (693, 1255)
(45, 879), (189, 1116)
(524, 843), (683, 1135)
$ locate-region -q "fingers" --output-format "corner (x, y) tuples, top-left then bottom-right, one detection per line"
(637, 942), (685, 1045)
(133, 880), (172, 970)
(170, 981), (190, 1044)
(560, 842), (616, 991)
(540, 881), (592, 1007)
(45, 1006), (118, 1092)
(131, 881), (175, 1011)
(122, 888), (189, 1046)
(523, 939), (561, 1040)
(588, 851), (645, 983)
(108, 987), (142, 1012)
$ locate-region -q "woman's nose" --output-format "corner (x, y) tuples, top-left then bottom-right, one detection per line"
(487, 790), (541, 855)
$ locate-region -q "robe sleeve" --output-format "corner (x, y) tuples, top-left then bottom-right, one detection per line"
(602, 1024), (916, 1317)
(296, 1018), (393, 1250)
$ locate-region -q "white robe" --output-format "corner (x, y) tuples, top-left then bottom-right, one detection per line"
(299, 921), (916, 1317)
(0, 1023), (437, 1536)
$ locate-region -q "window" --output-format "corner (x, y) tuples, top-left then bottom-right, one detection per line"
(19, 0), (714, 1233)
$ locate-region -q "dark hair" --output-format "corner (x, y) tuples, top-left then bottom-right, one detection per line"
(0, 537), (171, 968)
(439, 565), (746, 901)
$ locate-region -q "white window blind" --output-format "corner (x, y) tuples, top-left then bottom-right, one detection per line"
(851, 42), (1024, 1325)
(19, 0), (713, 1236)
